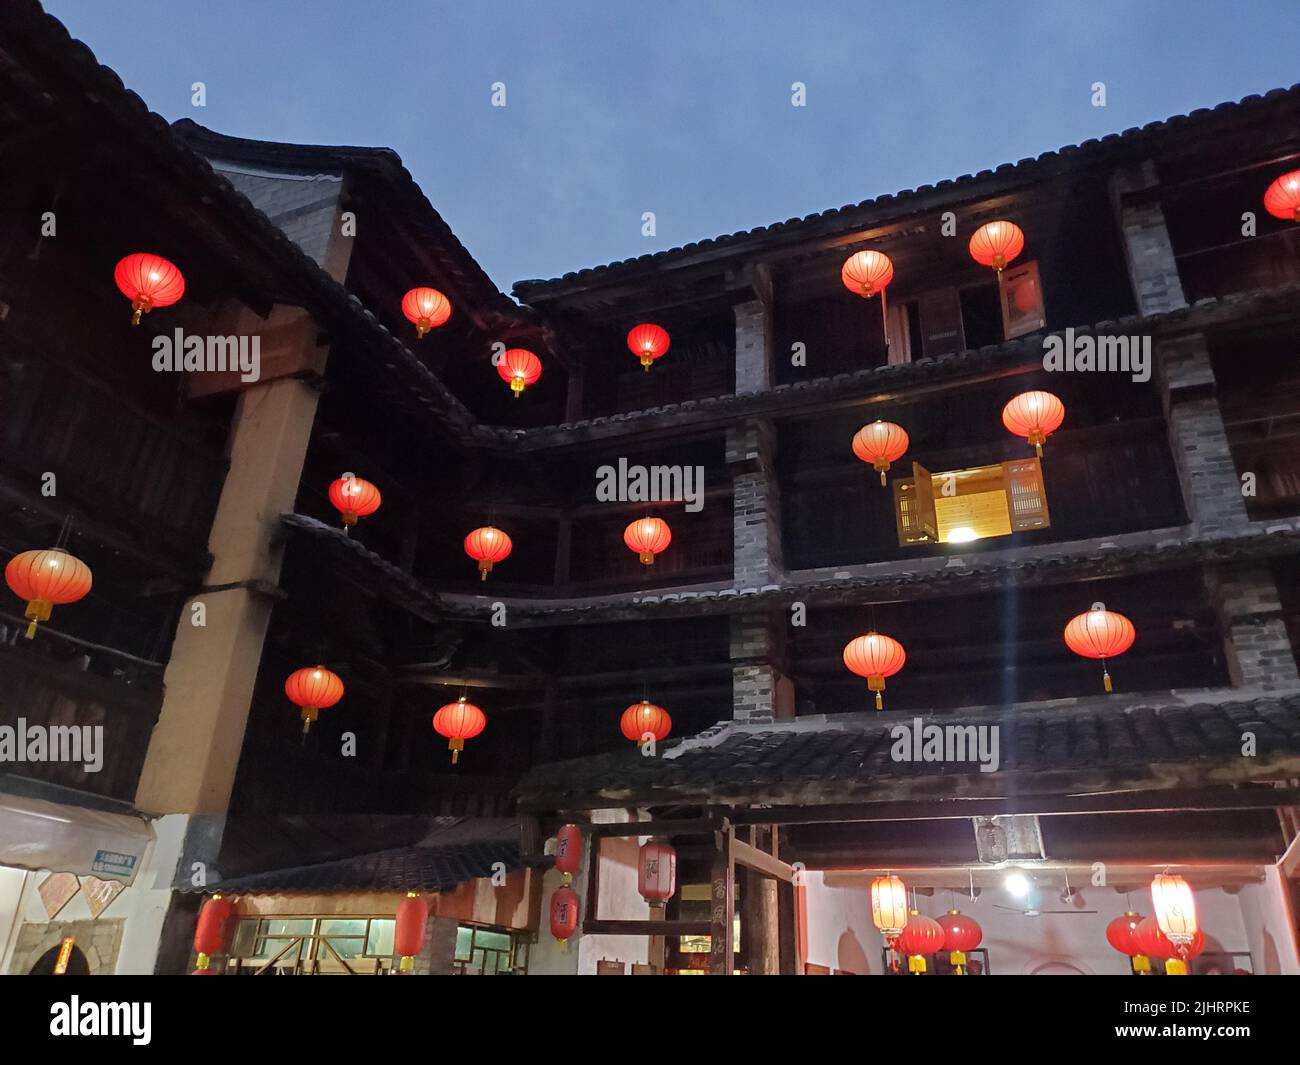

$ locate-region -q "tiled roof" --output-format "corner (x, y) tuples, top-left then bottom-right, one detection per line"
(513, 690), (1300, 810)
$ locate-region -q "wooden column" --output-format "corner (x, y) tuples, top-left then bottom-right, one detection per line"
(741, 826), (781, 975)
(709, 821), (735, 975)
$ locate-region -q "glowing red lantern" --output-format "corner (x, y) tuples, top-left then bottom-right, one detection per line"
(464, 526), (512, 580)
(192, 894), (234, 974)
(549, 885), (580, 949)
(1001, 390), (1065, 458)
(627, 323), (670, 372)
(852, 420), (910, 486)
(870, 874), (908, 944)
(1151, 874), (1198, 976)
(624, 517), (671, 566)
(1106, 911), (1152, 974)
(284, 665), (344, 735)
(969, 220), (1025, 272)
(1133, 915), (1169, 961)
(401, 286), (452, 338)
(621, 700), (671, 744)
(1264, 170), (1300, 222)
(638, 840), (677, 904)
(841, 250), (894, 298)
(432, 696), (487, 764)
(1064, 602), (1136, 692)
(843, 632), (906, 710)
(937, 909), (982, 975)
(394, 892), (428, 973)
(328, 475), (382, 531)
(498, 348), (542, 397)
(114, 253), (185, 326)
(897, 910), (945, 974)
(5, 547), (93, 640)
(554, 824), (582, 883)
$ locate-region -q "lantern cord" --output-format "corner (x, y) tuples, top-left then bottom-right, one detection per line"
(55, 514), (72, 550)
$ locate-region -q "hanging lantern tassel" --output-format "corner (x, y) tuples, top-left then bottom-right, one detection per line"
(1102, 658), (1113, 693)
(1029, 429), (1045, 459)
(23, 598), (51, 640)
(1166, 949), (1189, 977)
(869, 674), (885, 710)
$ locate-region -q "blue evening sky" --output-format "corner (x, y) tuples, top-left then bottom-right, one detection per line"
(43, 1), (1300, 294)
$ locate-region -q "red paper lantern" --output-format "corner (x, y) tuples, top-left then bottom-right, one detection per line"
(1064, 602), (1136, 692)
(401, 287), (452, 338)
(627, 323), (670, 372)
(284, 665), (344, 735)
(638, 840), (677, 904)
(1151, 874), (1199, 975)
(897, 911), (945, 974)
(621, 700), (671, 744)
(498, 348), (542, 397)
(969, 220), (1025, 272)
(394, 892), (428, 973)
(843, 632), (906, 710)
(1001, 390), (1065, 458)
(870, 874), (908, 941)
(464, 526), (513, 581)
(1264, 170), (1300, 222)
(328, 475), (382, 530)
(5, 547), (93, 640)
(114, 253), (185, 325)
(852, 421), (910, 486)
(841, 250), (894, 298)
(550, 885), (580, 948)
(937, 909), (982, 974)
(554, 824), (582, 883)
(1106, 911), (1152, 974)
(192, 895), (234, 974)
(432, 696), (486, 764)
(624, 517), (671, 566)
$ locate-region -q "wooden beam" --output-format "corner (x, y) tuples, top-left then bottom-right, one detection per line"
(731, 837), (795, 882)
(590, 817), (722, 839)
(710, 820), (734, 976)
(582, 919), (712, 937)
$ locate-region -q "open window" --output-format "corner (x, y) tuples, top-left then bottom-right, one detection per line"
(892, 458), (1050, 547)
(999, 260), (1047, 338)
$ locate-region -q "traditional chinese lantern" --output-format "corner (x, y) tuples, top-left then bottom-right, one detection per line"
(852, 420), (910, 486)
(621, 700), (671, 744)
(937, 909), (982, 975)
(328, 475), (382, 532)
(550, 885), (580, 949)
(1001, 390), (1065, 458)
(1106, 911), (1152, 974)
(627, 323), (670, 372)
(554, 824), (582, 884)
(394, 892), (428, 973)
(192, 894), (234, 975)
(969, 220), (1025, 272)
(5, 548), (93, 640)
(284, 665), (344, 735)
(114, 253), (185, 326)
(1263, 170), (1300, 222)
(464, 525), (512, 580)
(498, 348), (542, 397)
(870, 874), (909, 950)
(1151, 874), (1198, 976)
(1064, 602), (1136, 693)
(432, 695), (486, 764)
(897, 910), (945, 974)
(843, 632), (906, 710)
(624, 517), (671, 566)
(638, 840), (677, 904)
(401, 286), (452, 338)
(841, 250), (894, 298)
(1132, 915), (1169, 962)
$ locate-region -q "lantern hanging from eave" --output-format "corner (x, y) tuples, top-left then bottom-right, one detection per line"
(401, 286), (452, 338)
(624, 516), (671, 566)
(1134, 915), (1204, 973)
(937, 909), (983, 975)
(549, 885), (580, 950)
(1263, 170), (1300, 222)
(1064, 602), (1136, 693)
(841, 250), (894, 299)
(498, 348), (542, 397)
(284, 665), (344, 735)
(1001, 390), (1065, 458)
(554, 824), (582, 884)
(394, 891), (428, 972)
(433, 695), (487, 764)
(114, 253), (185, 326)
(897, 910), (945, 974)
(1106, 911), (1152, 974)
(627, 323), (670, 372)
(843, 632), (906, 710)
(638, 840), (677, 904)
(463, 525), (512, 581)
(192, 894), (234, 974)
(969, 220), (1025, 272)
(852, 420), (909, 486)
(621, 700), (671, 744)
(328, 475), (382, 533)
(870, 874), (909, 953)
(1151, 874), (1199, 976)
(5, 547), (93, 640)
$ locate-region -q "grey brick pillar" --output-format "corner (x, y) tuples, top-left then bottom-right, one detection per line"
(1207, 565), (1300, 691)
(408, 914), (459, 975)
(730, 611), (793, 723)
(727, 420), (783, 589)
(1110, 162), (1187, 316)
(735, 297), (774, 393)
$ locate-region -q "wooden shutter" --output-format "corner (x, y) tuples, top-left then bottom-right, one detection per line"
(918, 287), (965, 356)
(1004, 457), (1051, 531)
(999, 260), (1046, 338)
(893, 463), (938, 545)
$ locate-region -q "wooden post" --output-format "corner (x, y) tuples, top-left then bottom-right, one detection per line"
(709, 820), (734, 976)
(742, 825), (782, 975)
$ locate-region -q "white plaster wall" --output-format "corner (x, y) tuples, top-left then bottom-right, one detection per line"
(1236, 867), (1300, 974)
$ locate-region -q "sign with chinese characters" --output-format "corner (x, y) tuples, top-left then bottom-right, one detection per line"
(81, 876), (125, 918)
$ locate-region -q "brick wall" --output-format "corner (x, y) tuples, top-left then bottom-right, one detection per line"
(1111, 162), (1187, 317)
(734, 298), (773, 394)
(727, 420), (783, 589)
(1208, 564), (1300, 691)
